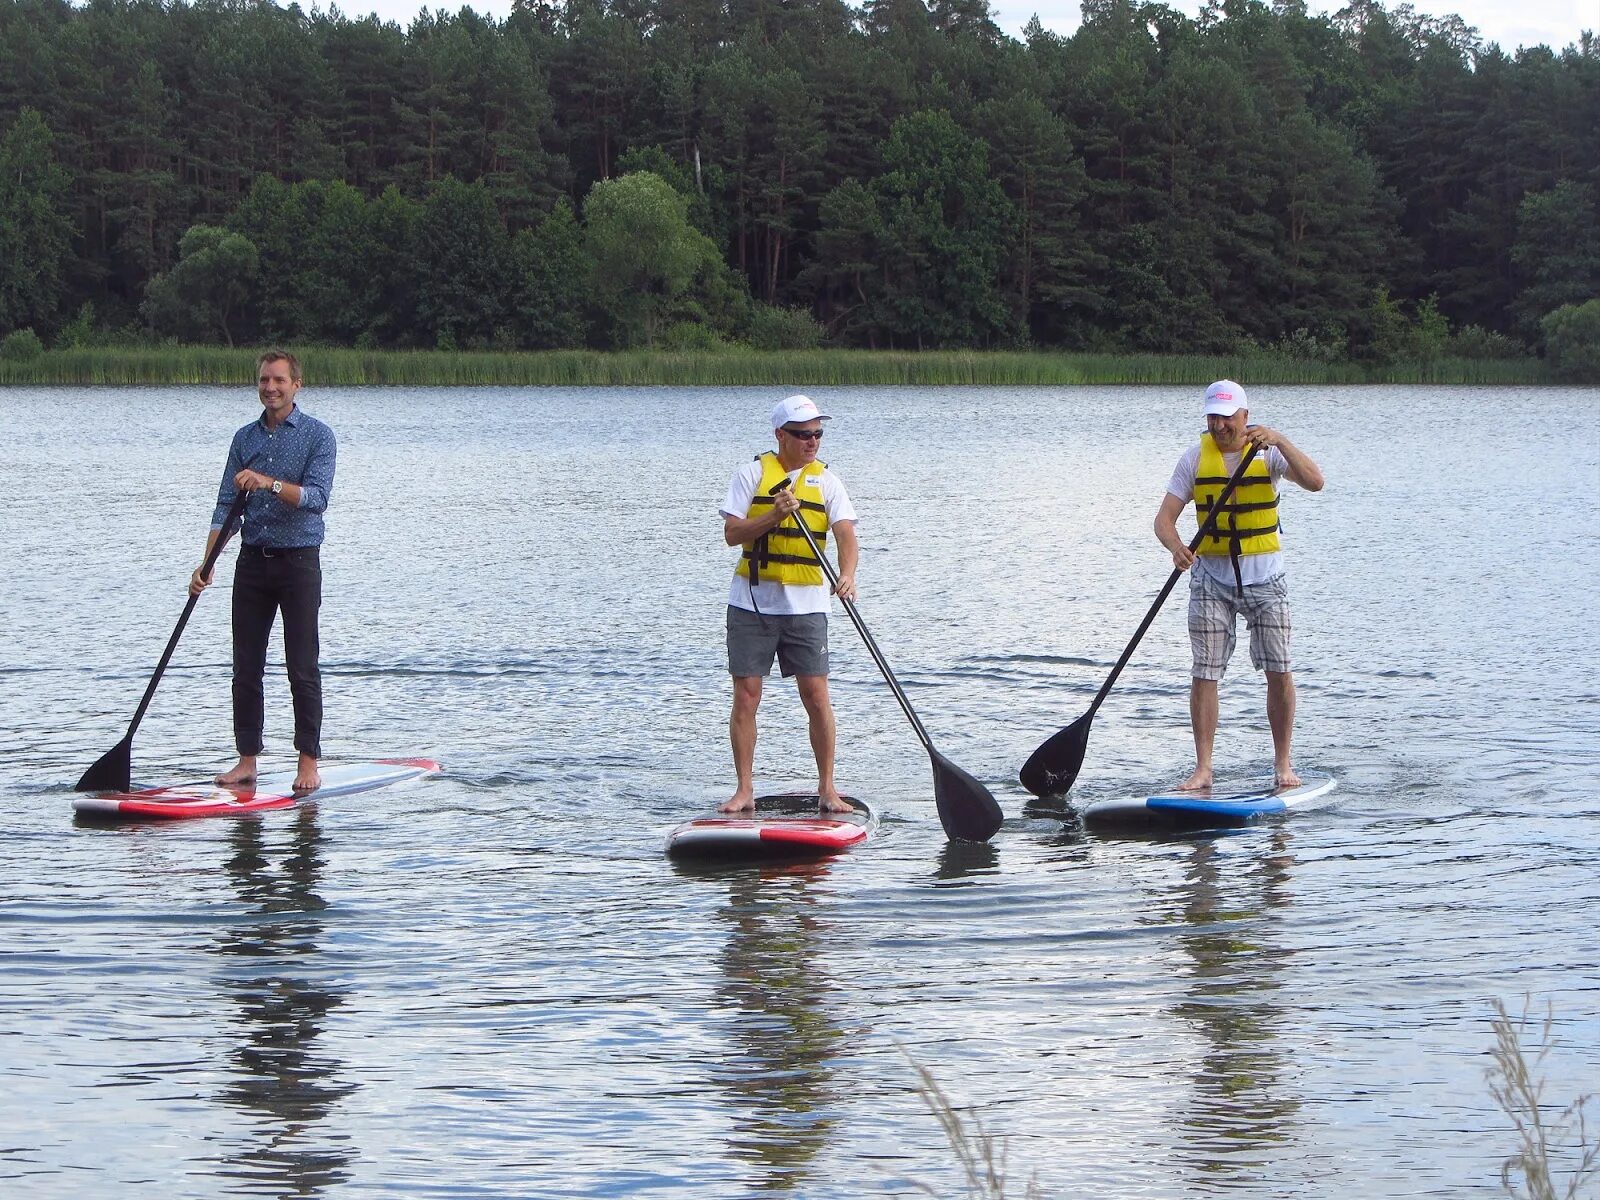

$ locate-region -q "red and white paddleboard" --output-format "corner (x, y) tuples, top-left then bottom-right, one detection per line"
(73, 758), (441, 821)
(665, 792), (877, 860)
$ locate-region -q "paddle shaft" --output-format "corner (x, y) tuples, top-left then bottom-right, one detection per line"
(1082, 441), (1263, 722)
(767, 480), (936, 754)
(117, 487), (252, 742)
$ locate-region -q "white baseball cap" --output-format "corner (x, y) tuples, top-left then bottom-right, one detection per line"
(771, 394), (831, 429)
(1202, 380), (1248, 417)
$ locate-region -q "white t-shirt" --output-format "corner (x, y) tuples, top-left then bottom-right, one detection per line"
(720, 460), (858, 615)
(1167, 444), (1290, 587)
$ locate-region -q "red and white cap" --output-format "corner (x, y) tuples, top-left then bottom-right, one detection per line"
(1202, 380), (1248, 417)
(771, 394), (832, 428)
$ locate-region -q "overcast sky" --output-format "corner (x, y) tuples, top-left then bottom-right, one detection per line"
(339, 0), (1593, 54)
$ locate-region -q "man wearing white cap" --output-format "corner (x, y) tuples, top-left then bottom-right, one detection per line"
(718, 394), (860, 813)
(1154, 380), (1324, 791)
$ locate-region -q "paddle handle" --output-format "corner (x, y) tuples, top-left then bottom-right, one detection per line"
(1084, 441), (1262, 721)
(767, 479), (937, 754)
(119, 488), (252, 741)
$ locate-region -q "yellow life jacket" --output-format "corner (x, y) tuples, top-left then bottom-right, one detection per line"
(735, 452), (830, 587)
(1194, 432), (1281, 569)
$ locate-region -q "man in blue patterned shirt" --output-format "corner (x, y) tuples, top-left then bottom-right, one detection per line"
(190, 350), (337, 792)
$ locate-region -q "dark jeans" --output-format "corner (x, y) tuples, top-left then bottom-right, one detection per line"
(232, 545), (323, 759)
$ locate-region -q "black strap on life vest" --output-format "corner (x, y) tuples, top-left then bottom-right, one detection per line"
(746, 481), (826, 588)
(1198, 483), (1279, 596)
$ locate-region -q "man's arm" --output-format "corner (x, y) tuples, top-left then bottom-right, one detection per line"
(1154, 492), (1195, 571)
(235, 425), (336, 511)
(723, 492), (799, 546)
(831, 520), (859, 600)
(1250, 427), (1324, 491)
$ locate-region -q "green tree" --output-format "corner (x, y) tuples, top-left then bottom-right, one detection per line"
(413, 175), (511, 348)
(0, 107), (74, 336)
(1512, 181), (1600, 337)
(1540, 298), (1600, 382)
(583, 170), (716, 346)
(872, 109), (1017, 348)
(141, 224), (260, 345)
(799, 178), (885, 346)
(510, 197), (589, 348)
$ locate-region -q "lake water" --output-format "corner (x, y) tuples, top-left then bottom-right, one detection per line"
(2, 383), (1597, 1198)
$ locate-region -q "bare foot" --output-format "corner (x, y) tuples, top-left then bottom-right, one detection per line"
(719, 789), (755, 814)
(216, 757), (258, 787)
(292, 754), (321, 793)
(1175, 767), (1213, 792)
(818, 788), (853, 813)
(1274, 766), (1301, 788)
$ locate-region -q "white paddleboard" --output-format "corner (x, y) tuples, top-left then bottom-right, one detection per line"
(1082, 773), (1336, 830)
(73, 758), (442, 820)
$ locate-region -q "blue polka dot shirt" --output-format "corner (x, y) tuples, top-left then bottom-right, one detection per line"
(210, 406), (337, 548)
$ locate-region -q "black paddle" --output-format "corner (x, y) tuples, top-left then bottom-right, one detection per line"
(75, 488), (252, 793)
(1018, 442), (1263, 798)
(770, 479), (1004, 842)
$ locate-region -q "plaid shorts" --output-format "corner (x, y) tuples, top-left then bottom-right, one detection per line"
(1187, 571), (1292, 680)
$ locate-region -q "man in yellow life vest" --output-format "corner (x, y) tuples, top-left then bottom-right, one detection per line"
(718, 395), (860, 814)
(1154, 380), (1325, 792)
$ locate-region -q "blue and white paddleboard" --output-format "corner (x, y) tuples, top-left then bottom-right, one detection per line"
(1082, 773), (1336, 830)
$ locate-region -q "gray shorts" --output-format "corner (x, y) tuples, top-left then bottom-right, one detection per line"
(1188, 571), (1292, 680)
(727, 606), (829, 678)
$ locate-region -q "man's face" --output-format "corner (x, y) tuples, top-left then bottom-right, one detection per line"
(1207, 409), (1248, 451)
(258, 358), (301, 418)
(777, 423), (825, 464)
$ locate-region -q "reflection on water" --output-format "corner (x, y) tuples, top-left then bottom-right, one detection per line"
(1163, 833), (1299, 1186)
(710, 863), (844, 1193)
(211, 809), (355, 1195)
(934, 839), (999, 881)
(4, 384), (1598, 1198)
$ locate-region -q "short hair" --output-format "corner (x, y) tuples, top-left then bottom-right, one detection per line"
(257, 349), (302, 382)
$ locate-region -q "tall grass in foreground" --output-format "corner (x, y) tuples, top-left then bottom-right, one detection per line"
(1487, 998), (1600, 1200)
(904, 1046), (1042, 1199)
(0, 345), (1548, 387)
(905, 1002), (1598, 1199)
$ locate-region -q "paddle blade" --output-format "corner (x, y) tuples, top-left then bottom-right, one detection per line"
(75, 738), (132, 793)
(930, 749), (1004, 842)
(1019, 715), (1092, 798)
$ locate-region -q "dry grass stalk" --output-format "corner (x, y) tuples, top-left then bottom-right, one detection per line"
(900, 1045), (1043, 1200)
(1487, 997), (1599, 1200)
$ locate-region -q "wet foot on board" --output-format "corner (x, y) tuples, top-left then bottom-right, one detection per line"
(215, 759), (257, 788)
(1274, 767), (1302, 789)
(818, 790), (853, 814)
(719, 791), (755, 814)
(1175, 768), (1213, 793)
(292, 757), (322, 793)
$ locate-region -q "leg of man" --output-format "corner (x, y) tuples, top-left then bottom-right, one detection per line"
(1266, 671), (1299, 787)
(1182, 678), (1219, 791)
(795, 674), (849, 812)
(724, 675), (763, 813)
(1242, 576), (1296, 788)
(1181, 573), (1235, 791)
(280, 549), (323, 792)
(219, 552), (276, 786)
(724, 606), (781, 813)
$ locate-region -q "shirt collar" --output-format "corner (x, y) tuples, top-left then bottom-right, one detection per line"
(258, 404), (301, 430)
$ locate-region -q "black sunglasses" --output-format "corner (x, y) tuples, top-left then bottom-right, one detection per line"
(782, 426), (825, 441)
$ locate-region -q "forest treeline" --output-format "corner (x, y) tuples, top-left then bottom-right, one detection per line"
(0, 0), (1597, 374)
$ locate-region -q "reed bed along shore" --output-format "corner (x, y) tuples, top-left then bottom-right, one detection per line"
(0, 345), (1547, 388)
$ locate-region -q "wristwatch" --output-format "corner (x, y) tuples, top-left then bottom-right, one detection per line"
(270, 480), (283, 496)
